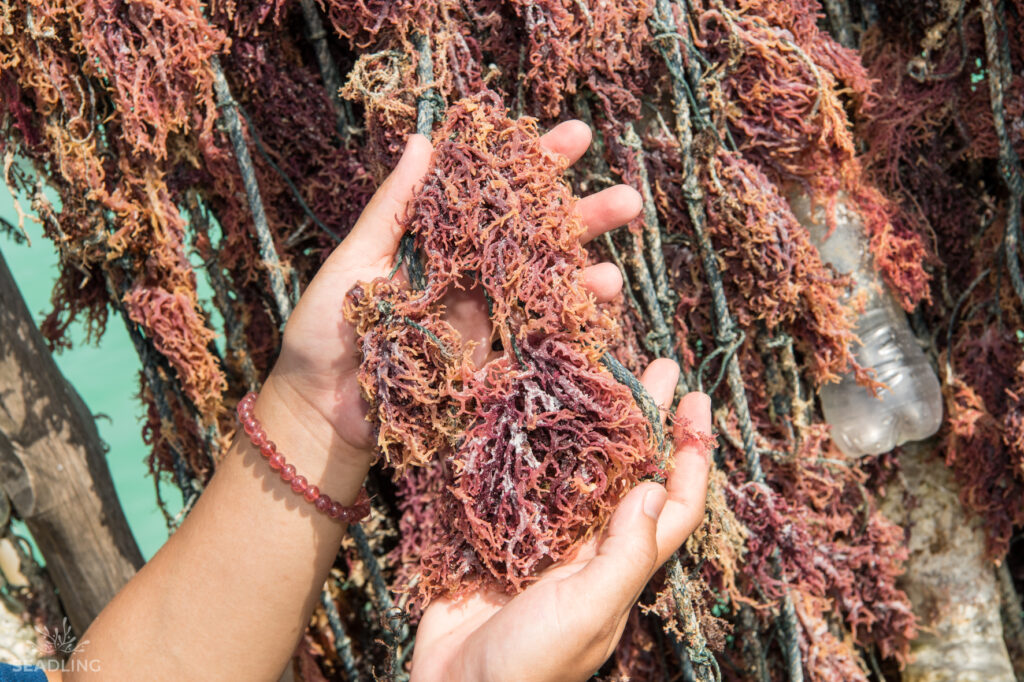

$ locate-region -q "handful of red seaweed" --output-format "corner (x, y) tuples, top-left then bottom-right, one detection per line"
(344, 93), (673, 600)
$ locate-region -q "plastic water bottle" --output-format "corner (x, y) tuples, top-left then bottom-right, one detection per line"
(790, 194), (943, 456)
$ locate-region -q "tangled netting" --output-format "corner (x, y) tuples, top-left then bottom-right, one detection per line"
(2, 0), (1024, 678)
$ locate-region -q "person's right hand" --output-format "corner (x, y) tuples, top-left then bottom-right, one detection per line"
(410, 361), (713, 682)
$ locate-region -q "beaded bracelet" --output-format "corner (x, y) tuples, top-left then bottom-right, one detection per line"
(236, 391), (371, 523)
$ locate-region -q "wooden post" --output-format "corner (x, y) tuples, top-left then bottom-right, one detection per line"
(0, 250), (143, 634)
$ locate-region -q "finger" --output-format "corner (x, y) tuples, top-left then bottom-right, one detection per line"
(656, 391), (713, 565)
(564, 482), (666, 613)
(453, 483), (663, 682)
(539, 120), (592, 166)
(582, 262), (623, 302)
(578, 185), (643, 243)
(546, 482), (668, 676)
(340, 134), (434, 263)
(639, 358), (680, 429)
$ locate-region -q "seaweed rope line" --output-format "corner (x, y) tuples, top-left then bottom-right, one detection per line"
(297, 0), (357, 140)
(980, 0), (1024, 308)
(210, 55), (294, 325)
(649, 0), (805, 678)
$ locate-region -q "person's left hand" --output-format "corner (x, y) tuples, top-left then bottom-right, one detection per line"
(410, 364), (713, 682)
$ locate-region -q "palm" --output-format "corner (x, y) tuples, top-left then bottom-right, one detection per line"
(412, 387), (714, 682)
(411, 540), (606, 681)
(270, 122), (642, 456)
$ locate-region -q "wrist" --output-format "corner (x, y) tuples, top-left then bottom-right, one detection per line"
(249, 375), (374, 504)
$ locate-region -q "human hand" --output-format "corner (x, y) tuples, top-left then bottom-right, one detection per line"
(410, 362), (713, 682)
(261, 123), (644, 468)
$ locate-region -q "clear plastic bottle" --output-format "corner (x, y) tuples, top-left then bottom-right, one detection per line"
(790, 194), (943, 456)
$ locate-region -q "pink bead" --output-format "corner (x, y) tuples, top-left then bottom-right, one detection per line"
(259, 442), (276, 458)
(303, 485), (320, 503)
(280, 464), (296, 482)
(290, 475), (307, 494)
(315, 495), (331, 514)
(328, 502), (343, 519)
(242, 419), (258, 435)
(268, 453), (284, 471)
(252, 428), (267, 445)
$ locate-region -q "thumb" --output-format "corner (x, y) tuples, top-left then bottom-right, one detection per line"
(342, 134), (434, 262)
(565, 482), (667, 609)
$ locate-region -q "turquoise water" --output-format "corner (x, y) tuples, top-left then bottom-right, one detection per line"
(1, 188), (177, 561)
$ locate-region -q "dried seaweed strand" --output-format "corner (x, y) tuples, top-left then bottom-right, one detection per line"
(109, 272), (202, 514)
(234, 104), (342, 244)
(651, 1), (805, 678)
(980, 0), (1024, 308)
(600, 352), (669, 469)
(821, 0), (856, 48)
(184, 192), (260, 391)
(210, 55), (294, 324)
(665, 555), (722, 682)
(349, 523), (409, 678)
(75, 193), (211, 512)
(623, 123), (677, 327)
(299, 0), (356, 139)
(320, 585), (362, 682)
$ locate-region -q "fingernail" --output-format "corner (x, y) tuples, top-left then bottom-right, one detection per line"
(642, 486), (667, 520)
